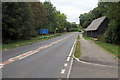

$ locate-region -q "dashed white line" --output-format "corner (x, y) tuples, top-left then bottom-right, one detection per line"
(0, 66), (3, 69)
(66, 40), (76, 62)
(66, 57), (70, 62)
(8, 59), (14, 61)
(64, 63), (68, 67)
(19, 56), (28, 60)
(61, 69), (65, 74)
(67, 56), (73, 78)
(67, 38), (77, 78)
(0, 64), (4, 68)
(0, 64), (4, 66)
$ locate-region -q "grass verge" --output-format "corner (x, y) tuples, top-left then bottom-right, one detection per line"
(74, 35), (81, 58)
(83, 34), (120, 59)
(2, 33), (67, 50)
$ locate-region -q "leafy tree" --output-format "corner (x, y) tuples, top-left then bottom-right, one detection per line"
(29, 2), (48, 31)
(43, 1), (68, 33)
(43, 1), (56, 33)
(79, 2), (120, 44)
(2, 2), (34, 43)
(103, 2), (120, 44)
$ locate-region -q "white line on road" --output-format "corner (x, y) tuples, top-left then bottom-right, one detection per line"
(61, 69), (65, 74)
(67, 38), (77, 78)
(0, 64), (3, 66)
(0, 64), (4, 68)
(73, 55), (115, 68)
(0, 66), (3, 69)
(66, 57), (70, 62)
(68, 41), (76, 57)
(64, 63), (68, 67)
(67, 57), (73, 78)
(8, 59), (14, 61)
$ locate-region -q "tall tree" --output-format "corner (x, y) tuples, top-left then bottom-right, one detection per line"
(103, 2), (120, 44)
(29, 2), (48, 31)
(43, 1), (56, 33)
(2, 2), (34, 43)
(43, 1), (68, 33)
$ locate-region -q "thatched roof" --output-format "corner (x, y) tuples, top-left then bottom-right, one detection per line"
(86, 16), (106, 31)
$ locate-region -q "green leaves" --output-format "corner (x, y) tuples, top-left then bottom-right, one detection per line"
(2, 1), (72, 43)
(43, 1), (68, 33)
(2, 2), (33, 41)
(79, 2), (120, 45)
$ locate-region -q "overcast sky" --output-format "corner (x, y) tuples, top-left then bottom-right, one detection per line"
(40, 0), (98, 24)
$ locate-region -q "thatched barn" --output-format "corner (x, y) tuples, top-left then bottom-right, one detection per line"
(85, 16), (109, 38)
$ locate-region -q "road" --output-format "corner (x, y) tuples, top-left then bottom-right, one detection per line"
(1, 32), (119, 79)
(2, 32), (78, 78)
(70, 34), (118, 78)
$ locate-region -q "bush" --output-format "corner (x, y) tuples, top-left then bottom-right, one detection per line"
(102, 19), (118, 44)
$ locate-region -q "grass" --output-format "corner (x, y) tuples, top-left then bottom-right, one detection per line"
(83, 34), (120, 59)
(74, 35), (81, 58)
(95, 41), (119, 59)
(2, 33), (67, 50)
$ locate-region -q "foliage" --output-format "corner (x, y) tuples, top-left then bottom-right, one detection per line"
(43, 1), (71, 33)
(79, 2), (120, 45)
(2, 2), (34, 43)
(74, 35), (81, 58)
(79, 2), (108, 28)
(2, 1), (76, 44)
(103, 2), (120, 44)
(29, 2), (48, 31)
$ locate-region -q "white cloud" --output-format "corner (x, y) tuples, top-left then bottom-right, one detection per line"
(40, 0), (98, 24)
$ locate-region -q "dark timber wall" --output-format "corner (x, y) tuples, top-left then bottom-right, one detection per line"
(85, 18), (109, 38)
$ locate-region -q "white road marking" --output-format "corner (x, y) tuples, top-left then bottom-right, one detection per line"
(67, 39), (76, 62)
(68, 42), (75, 57)
(61, 69), (65, 74)
(67, 38), (77, 78)
(73, 55), (115, 68)
(67, 57), (73, 78)
(0, 64), (4, 66)
(8, 59), (14, 61)
(19, 56), (28, 60)
(64, 63), (68, 67)
(67, 57), (70, 62)
(0, 64), (4, 68)
(0, 66), (3, 69)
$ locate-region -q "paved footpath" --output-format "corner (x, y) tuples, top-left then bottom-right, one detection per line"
(70, 34), (118, 78)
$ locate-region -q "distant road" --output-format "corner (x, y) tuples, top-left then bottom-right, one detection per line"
(2, 32), (78, 78)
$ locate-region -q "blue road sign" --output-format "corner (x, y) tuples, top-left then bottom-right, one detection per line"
(39, 29), (48, 34)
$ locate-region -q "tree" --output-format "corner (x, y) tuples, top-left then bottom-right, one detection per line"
(103, 2), (120, 44)
(43, 1), (68, 33)
(29, 2), (48, 31)
(79, 2), (120, 44)
(43, 1), (56, 33)
(2, 2), (34, 43)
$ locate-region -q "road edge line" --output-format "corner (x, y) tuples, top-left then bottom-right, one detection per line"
(67, 38), (77, 78)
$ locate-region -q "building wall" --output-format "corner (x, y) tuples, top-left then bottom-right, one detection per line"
(85, 31), (97, 38)
(85, 18), (109, 38)
(97, 18), (109, 37)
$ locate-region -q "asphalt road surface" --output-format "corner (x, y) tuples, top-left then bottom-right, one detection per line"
(1, 32), (119, 79)
(2, 32), (78, 78)
(70, 34), (118, 78)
